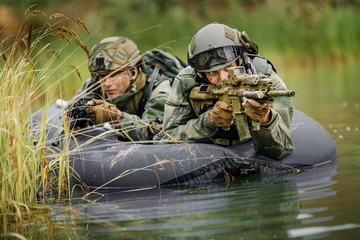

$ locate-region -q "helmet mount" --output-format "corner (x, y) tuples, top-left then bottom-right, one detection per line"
(88, 36), (144, 75)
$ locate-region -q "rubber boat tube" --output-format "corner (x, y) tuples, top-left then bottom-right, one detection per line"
(30, 102), (337, 189)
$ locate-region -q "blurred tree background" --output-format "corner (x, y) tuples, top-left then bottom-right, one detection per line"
(1, 0), (359, 104)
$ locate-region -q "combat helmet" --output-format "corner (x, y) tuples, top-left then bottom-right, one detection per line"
(187, 23), (244, 72)
(88, 36), (144, 76)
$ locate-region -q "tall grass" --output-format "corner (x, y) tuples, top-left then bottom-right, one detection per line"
(0, 6), (89, 238)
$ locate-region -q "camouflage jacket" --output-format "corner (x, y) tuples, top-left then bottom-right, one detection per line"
(73, 69), (172, 141)
(154, 57), (294, 159)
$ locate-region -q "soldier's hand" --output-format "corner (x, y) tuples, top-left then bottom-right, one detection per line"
(65, 115), (80, 131)
(208, 101), (234, 127)
(242, 97), (270, 124)
(87, 99), (121, 125)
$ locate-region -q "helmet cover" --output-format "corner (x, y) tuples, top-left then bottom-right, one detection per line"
(88, 36), (143, 75)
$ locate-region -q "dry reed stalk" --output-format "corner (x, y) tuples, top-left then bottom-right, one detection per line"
(73, 17), (90, 34)
(57, 26), (89, 57)
(24, 4), (37, 16)
(66, 64), (82, 80)
(26, 23), (33, 59)
(28, 10), (47, 18)
(49, 13), (69, 20)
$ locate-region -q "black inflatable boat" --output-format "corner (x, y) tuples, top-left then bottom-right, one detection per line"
(30, 100), (337, 189)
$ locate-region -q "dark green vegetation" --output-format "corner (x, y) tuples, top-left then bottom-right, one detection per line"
(0, 0), (359, 238)
(4, 0), (359, 57)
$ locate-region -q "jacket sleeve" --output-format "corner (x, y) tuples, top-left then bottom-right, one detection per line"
(251, 69), (294, 159)
(142, 79), (172, 121)
(112, 79), (172, 141)
(112, 112), (151, 141)
(154, 67), (218, 142)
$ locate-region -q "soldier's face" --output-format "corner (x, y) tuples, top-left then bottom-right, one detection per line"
(204, 61), (237, 85)
(99, 68), (137, 98)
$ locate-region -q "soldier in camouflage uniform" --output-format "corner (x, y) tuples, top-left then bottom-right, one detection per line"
(70, 36), (185, 141)
(154, 23), (294, 159)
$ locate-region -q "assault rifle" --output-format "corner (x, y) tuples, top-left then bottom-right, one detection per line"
(66, 99), (92, 129)
(189, 66), (295, 141)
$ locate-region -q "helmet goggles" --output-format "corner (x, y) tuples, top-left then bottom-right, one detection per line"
(188, 45), (242, 71)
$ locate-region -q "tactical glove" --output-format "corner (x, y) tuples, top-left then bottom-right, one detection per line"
(87, 99), (121, 125)
(208, 101), (234, 127)
(243, 98), (270, 124)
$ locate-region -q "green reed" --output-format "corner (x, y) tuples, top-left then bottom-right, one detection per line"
(0, 6), (89, 238)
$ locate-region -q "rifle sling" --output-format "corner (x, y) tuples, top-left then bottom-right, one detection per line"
(140, 66), (160, 112)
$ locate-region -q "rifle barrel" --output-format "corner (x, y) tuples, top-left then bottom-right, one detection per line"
(268, 90), (295, 97)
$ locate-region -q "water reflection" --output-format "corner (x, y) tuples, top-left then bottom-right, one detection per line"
(63, 159), (342, 239)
